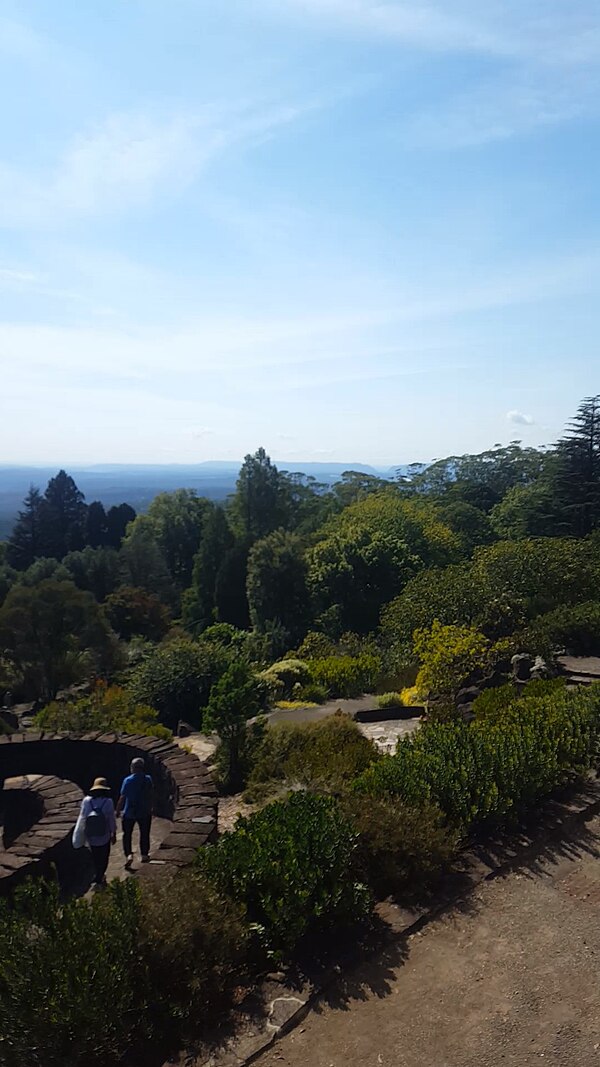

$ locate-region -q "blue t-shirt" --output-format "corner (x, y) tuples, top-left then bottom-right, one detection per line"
(120, 773), (153, 819)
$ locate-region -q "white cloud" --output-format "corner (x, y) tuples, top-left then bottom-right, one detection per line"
(0, 17), (46, 62)
(260, 0), (500, 53)
(261, 1), (600, 62)
(0, 267), (38, 284)
(403, 65), (600, 148)
(269, 1), (597, 62)
(507, 410), (534, 426)
(0, 100), (319, 228)
(262, 1), (600, 145)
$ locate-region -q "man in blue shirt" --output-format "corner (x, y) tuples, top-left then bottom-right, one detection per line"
(116, 757), (153, 868)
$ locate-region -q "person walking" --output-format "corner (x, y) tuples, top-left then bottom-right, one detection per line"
(116, 757), (153, 868)
(73, 777), (117, 888)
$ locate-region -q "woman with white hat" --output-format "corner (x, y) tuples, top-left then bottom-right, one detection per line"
(73, 777), (117, 888)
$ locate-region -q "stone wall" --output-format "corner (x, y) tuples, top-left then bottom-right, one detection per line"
(0, 731), (218, 894)
(0, 774), (82, 889)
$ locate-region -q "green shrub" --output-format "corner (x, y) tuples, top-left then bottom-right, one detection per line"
(413, 620), (491, 701)
(0, 872), (252, 1067)
(307, 652), (381, 698)
(376, 691), (405, 710)
(138, 870), (249, 1044)
(342, 796), (459, 900)
(295, 681), (329, 704)
(204, 660), (265, 792)
(245, 713), (378, 801)
(259, 658), (312, 700)
(34, 681), (172, 739)
(129, 637), (230, 728)
(472, 679), (566, 722)
(295, 631), (336, 659)
(197, 791), (371, 957)
(0, 878), (143, 1067)
(355, 684), (600, 832)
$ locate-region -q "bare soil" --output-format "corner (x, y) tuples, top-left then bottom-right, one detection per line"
(255, 814), (600, 1067)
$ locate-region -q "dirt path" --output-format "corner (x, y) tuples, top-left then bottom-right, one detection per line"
(255, 816), (600, 1067)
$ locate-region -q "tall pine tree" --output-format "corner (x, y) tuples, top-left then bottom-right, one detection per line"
(86, 501), (109, 547)
(182, 505), (234, 634)
(6, 486), (44, 570)
(229, 447), (288, 542)
(42, 470), (87, 559)
(551, 395), (600, 536)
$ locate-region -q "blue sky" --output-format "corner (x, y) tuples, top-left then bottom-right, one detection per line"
(1, 1), (599, 466)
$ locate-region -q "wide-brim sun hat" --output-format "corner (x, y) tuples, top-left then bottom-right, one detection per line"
(90, 777), (110, 794)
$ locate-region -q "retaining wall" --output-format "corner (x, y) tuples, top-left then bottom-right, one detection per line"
(0, 731), (218, 894)
(0, 774), (83, 889)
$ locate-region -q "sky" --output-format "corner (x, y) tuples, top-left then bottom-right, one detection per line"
(1, 1), (599, 468)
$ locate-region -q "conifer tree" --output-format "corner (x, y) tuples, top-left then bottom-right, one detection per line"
(552, 395), (600, 536)
(42, 470), (87, 559)
(229, 447), (288, 542)
(86, 500), (109, 547)
(6, 486), (44, 570)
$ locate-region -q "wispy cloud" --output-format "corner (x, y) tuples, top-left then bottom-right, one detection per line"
(0, 16), (47, 62)
(404, 66), (600, 147)
(0, 99), (319, 228)
(507, 410), (534, 426)
(262, 1), (600, 145)
(262, 1), (600, 64)
(259, 0), (501, 54)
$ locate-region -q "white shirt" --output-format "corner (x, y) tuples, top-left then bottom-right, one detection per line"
(78, 795), (117, 846)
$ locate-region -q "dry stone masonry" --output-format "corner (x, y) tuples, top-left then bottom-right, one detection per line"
(0, 731), (218, 893)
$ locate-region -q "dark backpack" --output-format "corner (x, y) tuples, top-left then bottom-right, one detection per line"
(86, 799), (107, 839)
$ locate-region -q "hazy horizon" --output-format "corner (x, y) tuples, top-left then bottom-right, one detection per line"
(2, 2), (600, 465)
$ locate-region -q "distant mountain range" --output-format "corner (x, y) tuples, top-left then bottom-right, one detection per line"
(0, 461), (414, 541)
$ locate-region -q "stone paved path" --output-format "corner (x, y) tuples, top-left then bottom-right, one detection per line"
(75, 815), (173, 897)
(254, 814), (600, 1067)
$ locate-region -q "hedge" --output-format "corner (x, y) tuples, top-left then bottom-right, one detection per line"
(354, 684), (600, 831)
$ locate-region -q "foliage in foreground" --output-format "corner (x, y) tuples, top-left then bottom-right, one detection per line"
(34, 681), (171, 739)
(0, 879), (142, 1067)
(197, 791), (371, 957)
(355, 684), (600, 831)
(0, 873), (248, 1067)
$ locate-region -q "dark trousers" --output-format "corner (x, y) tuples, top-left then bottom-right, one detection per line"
(122, 816), (151, 857)
(90, 842), (110, 884)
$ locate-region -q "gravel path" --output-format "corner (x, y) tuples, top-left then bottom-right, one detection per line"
(264, 696), (379, 726)
(255, 815), (600, 1067)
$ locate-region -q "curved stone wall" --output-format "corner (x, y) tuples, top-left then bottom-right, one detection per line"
(0, 774), (83, 889)
(0, 731), (218, 893)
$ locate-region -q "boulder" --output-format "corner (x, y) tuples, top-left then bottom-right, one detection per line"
(177, 720), (195, 738)
(456, 686), (481, 706)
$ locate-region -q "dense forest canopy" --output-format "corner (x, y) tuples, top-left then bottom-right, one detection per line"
(1, 394), (600, 725)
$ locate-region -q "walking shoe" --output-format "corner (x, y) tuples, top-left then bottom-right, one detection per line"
(124, 854), (133, 869)
(141, 854), (150, 863)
